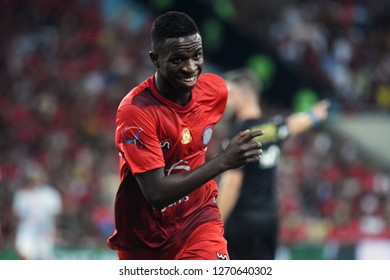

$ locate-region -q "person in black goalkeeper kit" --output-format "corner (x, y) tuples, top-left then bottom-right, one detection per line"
(217, 68), (330, 260)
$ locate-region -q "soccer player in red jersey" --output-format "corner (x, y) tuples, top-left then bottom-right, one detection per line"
(107, 11), (263, 260)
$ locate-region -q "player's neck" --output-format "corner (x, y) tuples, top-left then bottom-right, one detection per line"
(154, 73), (191, 106)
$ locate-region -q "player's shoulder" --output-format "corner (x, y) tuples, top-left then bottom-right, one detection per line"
(198, 73), (225, 86)
(119, 78), (152, 109)
(196, 73), (227, 99)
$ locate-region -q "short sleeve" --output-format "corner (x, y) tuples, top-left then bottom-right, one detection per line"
(116, 104), (165, 174)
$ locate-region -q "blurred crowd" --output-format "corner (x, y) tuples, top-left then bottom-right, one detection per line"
(0, 0), (155, 255)
(0, 0), (389, 259)
(277, 129), (390, 258)
(232, 0), (390, 112)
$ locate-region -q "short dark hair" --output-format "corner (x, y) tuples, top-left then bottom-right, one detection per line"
(223, 68), (261, 95)
(151, 11), (199, 46)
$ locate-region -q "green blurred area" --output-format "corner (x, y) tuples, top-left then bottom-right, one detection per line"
(0, 247), (117, 260)
(0, 244), (356, 260)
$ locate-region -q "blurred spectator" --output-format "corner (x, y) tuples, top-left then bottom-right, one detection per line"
(0, 0), (150, 253)
(230, 0), (390, 112)
(12, 162), (62, 259)
(217, 68), (330, 259)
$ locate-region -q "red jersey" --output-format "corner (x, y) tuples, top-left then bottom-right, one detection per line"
(107, 73), (228, 256)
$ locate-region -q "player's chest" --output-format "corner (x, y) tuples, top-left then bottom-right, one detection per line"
(156, 109), (216, 155)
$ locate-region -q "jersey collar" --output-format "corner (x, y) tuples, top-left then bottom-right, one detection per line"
(147, 76), (196, 113)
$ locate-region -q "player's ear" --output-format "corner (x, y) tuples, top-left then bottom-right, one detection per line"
(149, 51), (159, 68)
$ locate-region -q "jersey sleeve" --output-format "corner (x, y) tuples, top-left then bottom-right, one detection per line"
(225, 116), (290, 150)
(207, 73), (228, 120)
(116, 103), (165, 174)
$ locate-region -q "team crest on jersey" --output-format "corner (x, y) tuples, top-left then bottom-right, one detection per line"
(122, 126), (146, 149)
(202, 125), (213, 147)
(181, 128), (192, 144)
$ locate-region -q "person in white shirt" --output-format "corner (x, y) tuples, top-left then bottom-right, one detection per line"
(12, 163), (62, 259)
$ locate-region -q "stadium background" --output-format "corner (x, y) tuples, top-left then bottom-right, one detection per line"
(0, 0), (389, 260)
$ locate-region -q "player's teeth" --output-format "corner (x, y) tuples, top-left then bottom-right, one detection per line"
(182, 77), (195, 82)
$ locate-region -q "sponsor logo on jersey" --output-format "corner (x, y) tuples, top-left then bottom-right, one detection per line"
(259, 144), (281, 168)
(160, 140), (170, 150)
(161, 195), (189, 212)
(160, 160), (191, 212)
(278, 124), (289, 139)
(166, 160), (191, 175)
(122, 126), (146, 149)
(181, 127), (192, 144)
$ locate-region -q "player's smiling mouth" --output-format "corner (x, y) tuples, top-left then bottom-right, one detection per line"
(180, 76), (196, 83)
(178, 75), (197, 86)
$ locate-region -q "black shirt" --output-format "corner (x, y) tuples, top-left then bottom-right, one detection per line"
(224, 116), (289, 224)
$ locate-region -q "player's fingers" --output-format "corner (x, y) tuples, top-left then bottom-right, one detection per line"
(240, 130), (263, 143)
(232, 129), (250, 142)
(246, 140), (262, 150)
(244, 148), (263, 162)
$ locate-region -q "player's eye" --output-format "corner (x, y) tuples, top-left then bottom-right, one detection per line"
(172, 57), (183, 63)
(193, 52), (202, 60)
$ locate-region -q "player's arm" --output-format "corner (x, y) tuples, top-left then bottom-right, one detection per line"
(286, 99), (330, 136)
(216, 168), (244, 222)
(135, 129), (263, 210)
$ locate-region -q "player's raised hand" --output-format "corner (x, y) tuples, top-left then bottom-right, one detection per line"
(221, 129), (263, 169)
(311, 99), (331, 121)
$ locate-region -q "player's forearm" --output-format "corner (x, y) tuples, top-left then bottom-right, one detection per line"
(218, 197), (236, 222)
(286, 112), (313, 136)
(137, 129), (262, 210)
(137, 155), (230, 210)
(287, 99), (330, 136)
(217, 170), (243, 221)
